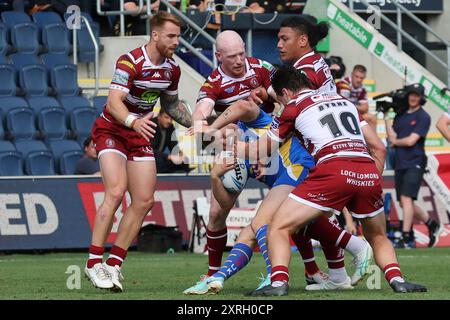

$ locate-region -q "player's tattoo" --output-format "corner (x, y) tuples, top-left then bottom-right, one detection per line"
(223, 109), (230, 120)
(160, 94), (192, 127)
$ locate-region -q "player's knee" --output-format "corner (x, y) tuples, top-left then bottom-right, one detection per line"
(134, 196), (154, 212)
(106, 184), (127, 204)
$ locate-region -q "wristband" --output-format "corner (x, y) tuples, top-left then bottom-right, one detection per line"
(124, 114), (138, 128)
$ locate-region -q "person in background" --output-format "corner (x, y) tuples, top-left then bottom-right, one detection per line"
(152, 110), (191, 173)
(75, 135), (101, 175)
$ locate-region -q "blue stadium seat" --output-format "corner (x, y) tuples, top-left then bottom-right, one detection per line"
(0, 22), (11, 55)
(42, 23), (71, 54)
(10, 53), (41, 71)
(11, 22), (40, 54)
(70, 107), (97, 143)
(50, 64), (80, 96)
(59, 96), (91, 115)
(5, 107), (37, 140)
(0, 112), (4, 139)
(92, 95), (107, 114)
(1, 11), (31, 26)
(0, 96), (28, 114)
(41, 53), (71, 69)
(0, 64), (17, 96)
(0, 140), (15, 151)
(27, 96), (60, 114)
(38, 107), (69, 140)
(19, 64), (49, 96)
(14, 140), (55, 175)
(77, 24), (104, 62)
(48, 139), (83, 174)
(0, 150), (23, 176)
(0, 53), (8, 64)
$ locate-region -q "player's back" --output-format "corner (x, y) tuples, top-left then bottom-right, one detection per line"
(292, 90), (371, 164)
(293, 51), (336, 94)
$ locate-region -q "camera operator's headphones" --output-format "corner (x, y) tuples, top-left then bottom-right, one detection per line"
(405, 83), (427, 106)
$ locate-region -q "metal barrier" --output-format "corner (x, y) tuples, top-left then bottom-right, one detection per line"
(349, 0), (450, 86)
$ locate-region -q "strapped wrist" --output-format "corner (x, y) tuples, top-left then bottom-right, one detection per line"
(124, 114), (138, 128)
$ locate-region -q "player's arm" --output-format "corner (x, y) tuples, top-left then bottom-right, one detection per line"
(107, 89), (157, 142)
(159, 93), (192, 128)
(436, 113), (450, 142)
(210, 99), (260, 131)
(192, 99), (215, 126)
(210, 156), (237, 209)
(361, 123), (386, 174)
(235, 131), (279, 163)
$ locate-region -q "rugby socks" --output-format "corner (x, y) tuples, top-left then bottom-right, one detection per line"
(321, 244), (348, 283)
(214, 243), (253, 280)
(206, 227), (228, 276)
(87, 244), (104, 268)
(305, 215), (366, 256)
(271, 265), (289, 287)
(255, 224), (272, 275)
(291, 232), (320, 276)
(106, 245), (127, 267)
(383, 263), (405, 284)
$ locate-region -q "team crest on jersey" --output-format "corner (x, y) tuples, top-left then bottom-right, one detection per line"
(250, 78), (259, 88)
(141, 146), (153, 154)
(106, 138), (115, 148)
(141, 90), (160, 104)
(164, 70), (172, 80)
(224, 86), (235, 94)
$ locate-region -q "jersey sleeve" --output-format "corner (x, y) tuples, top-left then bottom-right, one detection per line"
(299, 66), (321, 90)
(359, 87), (368, 103)
(164, 65), (181, 96)
(336, 80), (351, 99)
(110, 54), (137, 93)
(260, 60), (276, 90)
(196, 79), (219, 105)
(267, 103), (297, 143)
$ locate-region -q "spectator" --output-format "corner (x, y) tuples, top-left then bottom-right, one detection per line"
(113, 0), (160, 35)
(384, 83), (442, 248)
(75, 135), (101, 175)
(242, 1), (287, 13)
(152, 111), (191, 173)
(337, 64), (377, 130)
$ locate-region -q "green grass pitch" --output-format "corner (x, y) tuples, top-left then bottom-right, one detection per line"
(0, 248), (449, 300)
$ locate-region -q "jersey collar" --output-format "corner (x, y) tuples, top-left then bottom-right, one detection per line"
(293, 51), (316, 68)
(218, 58), (254, 82)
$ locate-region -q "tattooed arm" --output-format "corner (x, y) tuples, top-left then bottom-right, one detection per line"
(160, 93), (192, 128)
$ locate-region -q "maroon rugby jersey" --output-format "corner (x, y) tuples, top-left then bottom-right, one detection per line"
(293, 51), (336, 94)
(338, 76), (368, 105)
(197, 57), (275, 114)
(104, 45), (181, 122)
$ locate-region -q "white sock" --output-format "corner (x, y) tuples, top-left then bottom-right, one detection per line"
(271, 280), (287, 287)
(390, 276), (405, 284)
(345, 236), (367, 255)
(329, 267), (348, 283)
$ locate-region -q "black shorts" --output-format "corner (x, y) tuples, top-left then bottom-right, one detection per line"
(394, 167), (424, 201)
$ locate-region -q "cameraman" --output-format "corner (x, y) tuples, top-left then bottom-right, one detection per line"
(384, 83), (441, 248)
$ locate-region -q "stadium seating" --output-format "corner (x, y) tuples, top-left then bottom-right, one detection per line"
(37, 107), (69, 141)
(0, 22), (10, 55)
(5, 107), (37, 140)
(19, 64), (49, 96)
(48, 139), (83, 174)
(70, 107), (97, 143)
(92, 95), (107, 114)
(11, 22), (40, 54)
(0, 64), (17, 96)
(41, 53), (72, 69)
(0, 149), (23, 175)
(27, 96), (61, 114)
(14, 140), (55, 175)
(0, 96), (28, 114)
(10, 53), (41, 70)
(0, 112), (4, 139)
(33, 11), (71, 54)
(50, 64), (80, 96)
(59, 96), (91, 115)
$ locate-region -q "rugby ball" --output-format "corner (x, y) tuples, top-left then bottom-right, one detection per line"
(221, 158), (248, 193)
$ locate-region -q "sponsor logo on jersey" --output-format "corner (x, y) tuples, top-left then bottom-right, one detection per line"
(142, 71), (151, 77)
(262, 61), (274, 71)
(118, 60), (135, 71)
(202, 83), (213, 89)
(141, 90), (160, 104)
(112, 69), (130, 86)
(224, 86), (235, 94)
(141, 146), (153, 154)
(271, 118), (280, 130)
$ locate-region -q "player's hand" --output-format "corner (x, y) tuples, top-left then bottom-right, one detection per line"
(211, 154), (235, 179)
(249, 87), (266, 105)
(132, 112), (157, 142)
(187, 120), (208, 136)
(346, 222), (358, 235)
(252, 162), (266, 180)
